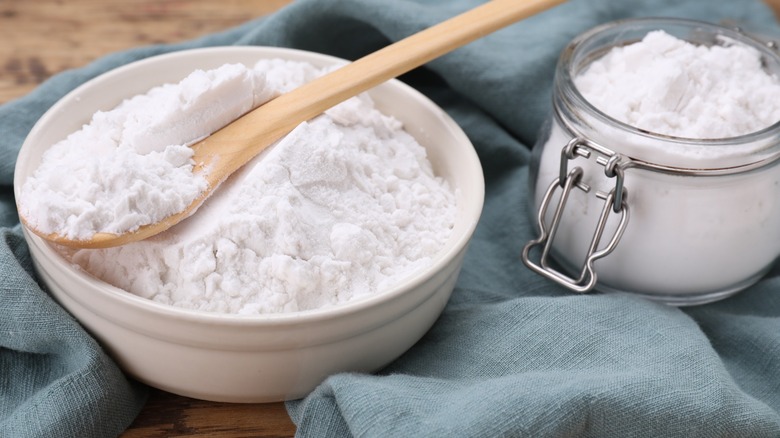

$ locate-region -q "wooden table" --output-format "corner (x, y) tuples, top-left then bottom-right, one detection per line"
(4, 1), (780, 436)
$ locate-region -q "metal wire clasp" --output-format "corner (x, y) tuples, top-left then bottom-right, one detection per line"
(521, 138), (631, 293)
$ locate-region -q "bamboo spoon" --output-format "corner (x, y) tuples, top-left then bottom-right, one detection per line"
(26, 0), (565, 248)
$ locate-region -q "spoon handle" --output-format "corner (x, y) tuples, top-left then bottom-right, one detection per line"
(194, 0), (566, 183)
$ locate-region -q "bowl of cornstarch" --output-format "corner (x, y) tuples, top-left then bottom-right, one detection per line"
(14, 46), (484, 402)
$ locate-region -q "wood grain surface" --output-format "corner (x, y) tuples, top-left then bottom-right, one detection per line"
(122, 389), (295, 437)
(3, 0), (780, 437)
(0, 0), (290, 104)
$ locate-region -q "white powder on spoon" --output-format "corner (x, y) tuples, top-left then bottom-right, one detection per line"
(18, 63), (280, 240)
(55, 59), (455, 315)
(575, 30), (780, 138)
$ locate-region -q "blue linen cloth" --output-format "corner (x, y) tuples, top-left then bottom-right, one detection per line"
(2, 0), (780, 436)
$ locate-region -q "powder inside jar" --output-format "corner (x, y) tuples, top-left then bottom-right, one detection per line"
(529, 25), (780, 300)
(574, 30), (780, 138)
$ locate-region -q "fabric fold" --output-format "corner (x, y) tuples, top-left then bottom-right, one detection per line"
(0, 227), (147, 437)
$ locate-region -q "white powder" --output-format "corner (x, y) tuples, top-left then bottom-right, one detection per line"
(19, 63), (283, 240)
(575, 30), (780, 138)
(63, 59), (456, 315)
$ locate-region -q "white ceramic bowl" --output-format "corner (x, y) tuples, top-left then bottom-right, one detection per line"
(14, 47), (484, 403)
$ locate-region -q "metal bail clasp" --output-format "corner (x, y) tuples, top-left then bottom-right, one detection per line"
(521, 138), (631, 293)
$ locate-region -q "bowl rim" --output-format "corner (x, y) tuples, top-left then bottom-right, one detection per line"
(17, 45), (485, 327)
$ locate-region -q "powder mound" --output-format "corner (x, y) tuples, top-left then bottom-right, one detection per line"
(69, 59), (457, 315)
(19, 63), (276, 240)
(575, 30), (780, 139)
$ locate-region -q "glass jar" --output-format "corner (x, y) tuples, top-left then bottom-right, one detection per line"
(522, 18), (780, 305)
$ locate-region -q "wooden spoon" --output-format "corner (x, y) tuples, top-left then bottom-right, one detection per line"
(27, 0), (565, 248)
